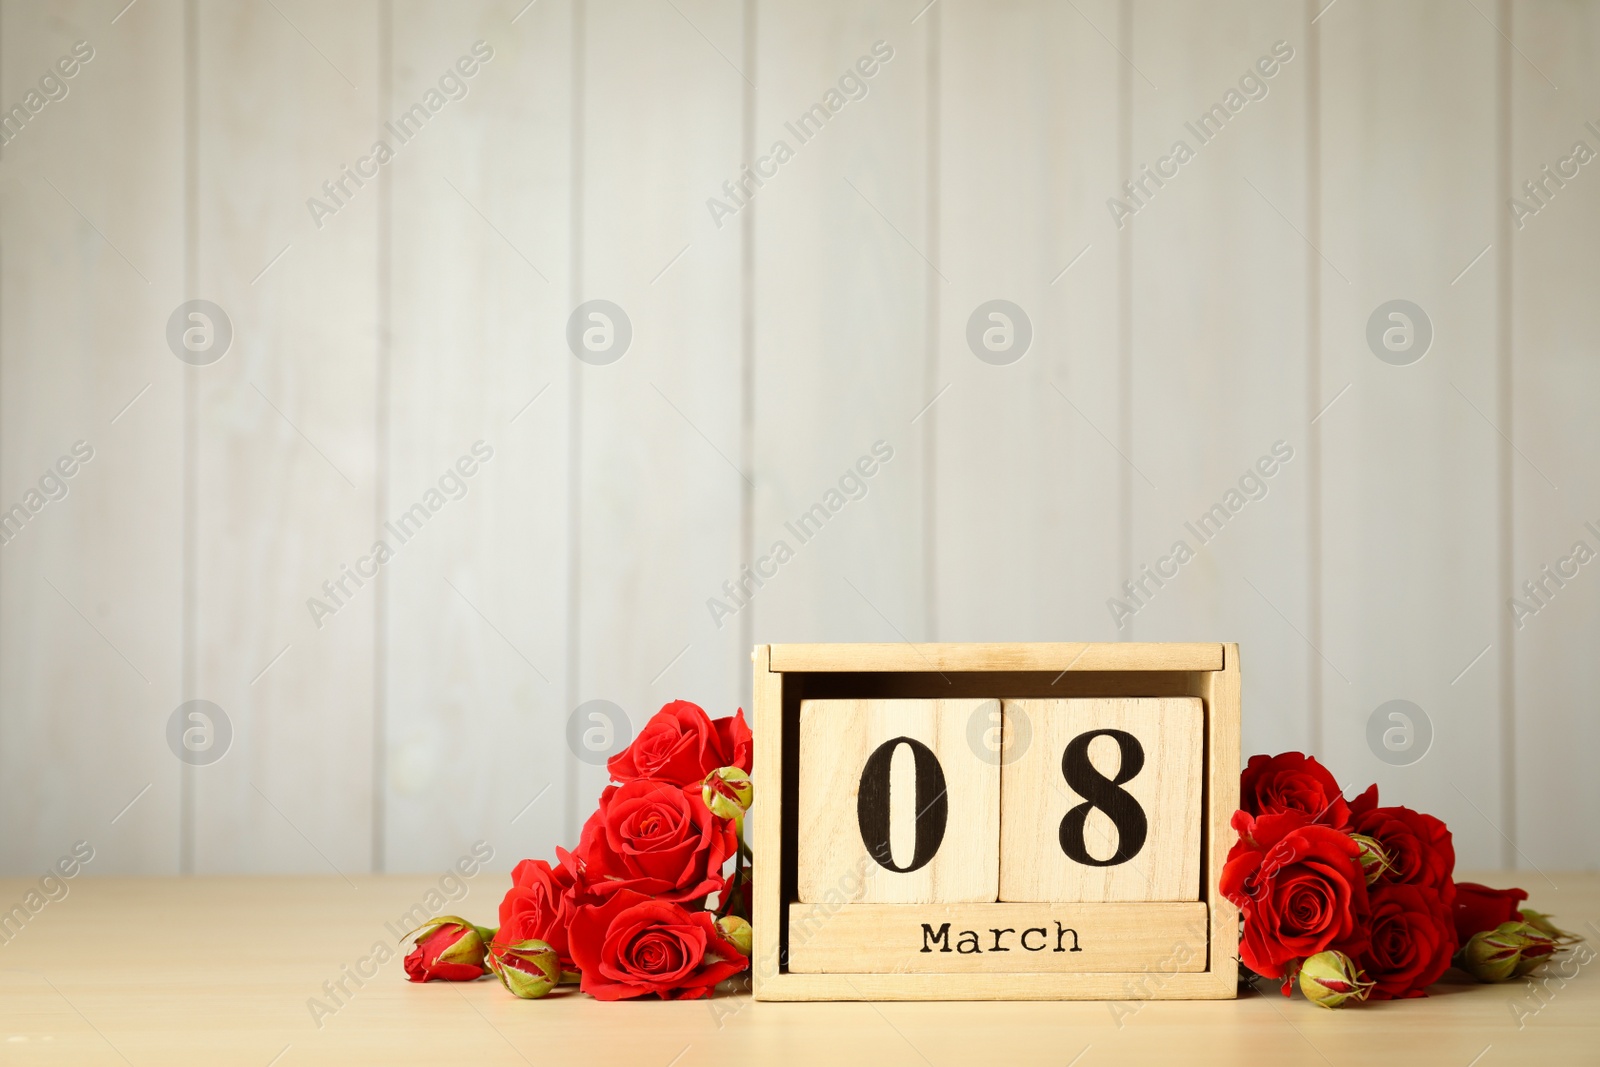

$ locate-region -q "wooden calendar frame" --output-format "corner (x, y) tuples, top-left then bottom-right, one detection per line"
(749, 642), (1241, 1001)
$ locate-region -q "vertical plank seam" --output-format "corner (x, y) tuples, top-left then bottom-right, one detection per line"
(371, 0), (392, 874)
(923, 3), (941, 641)
(180, 0), (198, 876)
(563, 0), (586, 846)
(1117, 0), (1133, 636)
(0, 4), (6, 862)
(738, 0), (756, 704)
(1495, 0), (1516, 868)
(1305, 0), (1323, 757)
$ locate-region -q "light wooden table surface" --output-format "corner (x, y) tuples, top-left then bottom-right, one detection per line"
(1, 872), (1594, 1065)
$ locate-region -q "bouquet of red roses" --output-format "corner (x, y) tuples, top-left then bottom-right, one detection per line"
(403, 700), (755, 1001)
(1226, 752), (1582, 1007)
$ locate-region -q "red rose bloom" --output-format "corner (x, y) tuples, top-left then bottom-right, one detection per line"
(493, 856), (580, 969)
(1240, 752), (1350, 829)
(568, 889), (747, 1000)
(1221, 810), (1370, 985)
(608, 701), (752, 786)
(1348, 786), (1457, 907)
(1453, 881), (1528, 943)
(573, 779), (736, 904)
(403, 921), (489, 982)
(1358, 883), (1457, 999)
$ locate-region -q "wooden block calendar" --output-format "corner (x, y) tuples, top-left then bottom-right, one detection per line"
(750, 642), (1241, 1001)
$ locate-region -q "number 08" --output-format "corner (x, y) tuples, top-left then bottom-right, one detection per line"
(855, 729), (1149, 871)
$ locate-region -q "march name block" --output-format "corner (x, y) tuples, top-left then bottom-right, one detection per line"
(787, 902), (1208, 974)
(752, 642), (1242, 1001)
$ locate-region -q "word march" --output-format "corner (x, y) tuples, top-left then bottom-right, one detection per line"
(920, 920), (1083, 955)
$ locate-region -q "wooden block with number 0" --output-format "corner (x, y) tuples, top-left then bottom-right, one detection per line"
(999, 697), (1202, 902)
(798, 698), (1000, 903)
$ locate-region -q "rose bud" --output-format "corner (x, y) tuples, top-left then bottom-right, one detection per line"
(1513, 947), (1557, 976)
(1297, 950), (1374, 1009)
(403, 916), (492, 982)
(1518, 908), (1583, 946)
(702, 767), (754, 822)
(1458, 921), (1555, 982)
(1458, 926), (1520, 982)
(1491, 921), (1555, 979)
(1349, 834), (1392, 886)
(716, 914), (753, 957)
(488, 938), (561, 999)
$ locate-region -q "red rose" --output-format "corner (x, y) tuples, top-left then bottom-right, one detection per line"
(608, 701), (752, 786)
(1221, 810), (1370, 984)
(568, 889), (747, 1000)
(1240, 752), (1350, 829)
(493, 856), (580, 969)
(1358, 883), (1456, 999)
(573, 779), (736, 904)
(1453, 881), (1528, 943)
(1348, 787), (1456, 907)
(403, 920), (489, 982)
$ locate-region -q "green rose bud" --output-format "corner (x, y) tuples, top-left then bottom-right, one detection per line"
(1348, 834), (1392, 886)
(1503, 922), (1560, 977)
(1518, 908), (1583, 946)
(1458, 921), (1556, 982)
(402, 916), (492, 982)
(404, 915), (492, 945)
(702, 766), (754, 821)
(1297, 950), (1374, 1009)
(716, 914), (753, 957)
(489, 938), (560, 999)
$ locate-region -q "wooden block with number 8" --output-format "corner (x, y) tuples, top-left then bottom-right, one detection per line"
(798, 698), (1000, 903)
(999, 697), (1202, 902)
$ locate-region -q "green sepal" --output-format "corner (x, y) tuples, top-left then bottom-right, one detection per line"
(402, 914), (476, 942)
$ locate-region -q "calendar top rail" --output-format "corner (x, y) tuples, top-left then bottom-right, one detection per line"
(766, 642), (1225, 674)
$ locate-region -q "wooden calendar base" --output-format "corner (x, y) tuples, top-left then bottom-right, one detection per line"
(750, 642), (1242, 1001)
(785, 901), (1210, 974)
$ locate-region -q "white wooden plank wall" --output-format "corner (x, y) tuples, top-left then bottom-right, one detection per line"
(1318, 0), (1503, 869)
(0, 0), (184, 873)
(0, 0), (1593, 876)
(752, 1), (931, 650)
(1508, 0), (1600, 872)
(574, 0), (746, 844)
(191, 0), (381, 876)
(1127, 1), (1311, 765)
(383, 0), (573, 873)
(934, 0), (1121, 646)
